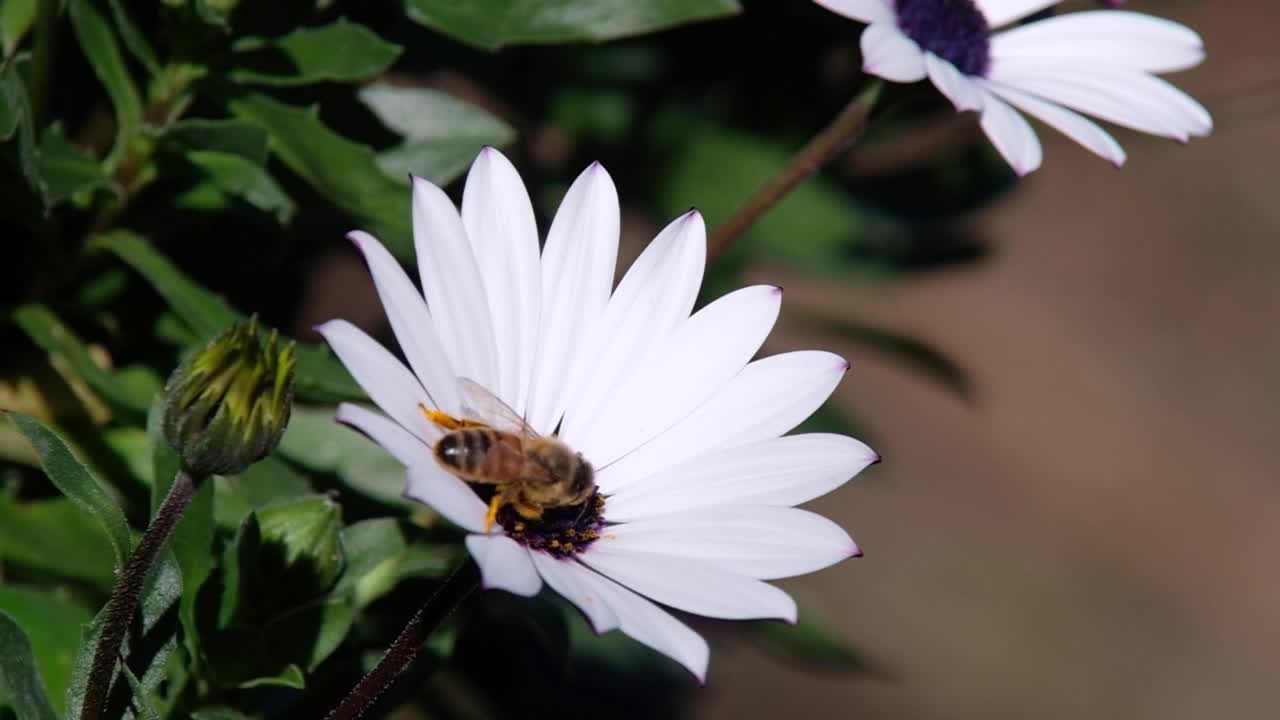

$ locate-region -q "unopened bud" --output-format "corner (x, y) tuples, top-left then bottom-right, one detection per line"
(163, 317), (296, 476)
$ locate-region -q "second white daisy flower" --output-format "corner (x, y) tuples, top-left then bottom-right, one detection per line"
(815, 0), (1212, 173)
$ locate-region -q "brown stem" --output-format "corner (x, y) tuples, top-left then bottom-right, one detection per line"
(708, 80), (883, 260)
(324, 560), (480, 720)
(80, 468), (201, 720)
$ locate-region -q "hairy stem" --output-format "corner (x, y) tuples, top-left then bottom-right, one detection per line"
(708, 80), (883, 260)
(80, 468), (201, 720)
(325, 560), (481, 720)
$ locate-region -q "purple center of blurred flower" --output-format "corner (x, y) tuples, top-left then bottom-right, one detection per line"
(495, 492), (606, 558)
(895, 0), (992, 76)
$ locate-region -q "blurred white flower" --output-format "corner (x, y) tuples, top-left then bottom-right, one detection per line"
(318, 148), (877, 681)
(815, 0), (1212, 174)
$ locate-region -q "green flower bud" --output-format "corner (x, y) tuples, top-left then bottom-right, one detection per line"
(163, 317), (296, 476)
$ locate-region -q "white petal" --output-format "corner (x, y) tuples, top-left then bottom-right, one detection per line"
(315, 320), (434, 443)
(348, 230), (461, 415)
(529, 553), (619, 634)
(599, 506), (859, 580)
(977, 0), (1059, 29)
(334, 402), (432, 468)
(989, 63), (1212, 140)
(580, 285), (781, 467)
(524, 163), (620, 435)
(860, 23), (927, 83)
(573, 567), (709, 682)
(559, 210), (706, 447)
(991, 11), (1205, 73)
(925, 52), (983, 112)
(981, 79), (1126, 167)
(811, 0), (895, 25)
(466, 534), (542, 596)
(580, 546), (797, 622)
(412, 176), (499, 392)
(978, 88), (1043, 176)
(460, 148), (541, 415)
(404, 462), (489, 534)
(606, 433), (877, 521)
(597, 351), (849, 494)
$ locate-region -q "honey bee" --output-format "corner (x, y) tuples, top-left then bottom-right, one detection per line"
(422, 378), (595, 530)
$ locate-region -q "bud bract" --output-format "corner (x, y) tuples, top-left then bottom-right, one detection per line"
(163, 317), (296, 476)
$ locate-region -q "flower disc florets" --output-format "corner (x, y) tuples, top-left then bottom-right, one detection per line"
(496, 492), (607, 558)
(895, 0), (991, 75)
(163, 317), (296, 476)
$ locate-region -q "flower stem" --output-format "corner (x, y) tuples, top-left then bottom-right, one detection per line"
(325, 559), (481, 720)
(80, 468), (202, 720)
(708, 80), (883, 260)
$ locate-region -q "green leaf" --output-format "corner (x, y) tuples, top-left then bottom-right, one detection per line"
(748, 606), (863, 670)
(0, 0), (35, 58)
(255, 495), (346, 600)
(358, 83), (514, 185)
(37, 124), (109, 206)
(186, 149), (295, 223)
(0, 496), (118, 586)
(236, 664), (304, 690)
(7, 414), (132, 569)
(191, 708), (251, 720)
(230, 20), (401, 86)
(147, 399), (213, 663)
(94, 230), (236, 337)
(0, 587), (93, 713)
(404, 0), (741, 50)
(116, 664), (161, 720)
(105, 0), (160, 74)
(94, 230), (365, 401)
(278, 405), (412, 508)
(336, 518), (419, 608)
(207, 509), (354, 687)
(65, 554), (182, 720)
(0, 53), (46, 204)
(103, 427), (153, 486)
(12, 304), (157, 414)
(212, 456), (314, 530)
(68, 0), (142, 157)
(226, 92), (412, 258)
(158, 118), (270, 165)
(0, 611), (58, 720)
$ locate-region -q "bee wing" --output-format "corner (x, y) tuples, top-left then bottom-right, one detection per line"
(457, 378), (540, 438)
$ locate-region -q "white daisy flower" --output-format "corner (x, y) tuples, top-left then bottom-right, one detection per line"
(316, 148), (877, 681)
(814, 0), (1212, 174)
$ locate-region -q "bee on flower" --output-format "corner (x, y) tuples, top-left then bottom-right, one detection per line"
(319, 148), (877, 680)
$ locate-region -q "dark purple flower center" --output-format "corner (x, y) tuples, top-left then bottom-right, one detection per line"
(894, 0), (992, 76)
(492, 491), (606, 558)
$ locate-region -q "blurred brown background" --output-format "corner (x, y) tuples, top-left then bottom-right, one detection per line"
(700, 2), (1280, 718)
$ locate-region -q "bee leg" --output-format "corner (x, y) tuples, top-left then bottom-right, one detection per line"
(510, 500), (543, 521)
(484, 492), (505, 532)
(419, 404), (465, 431)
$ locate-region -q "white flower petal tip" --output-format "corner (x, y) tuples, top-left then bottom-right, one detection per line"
(466, 534), (543, 596)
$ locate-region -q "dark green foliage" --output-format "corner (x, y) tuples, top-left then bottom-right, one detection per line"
(0, 0), (994, 716)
